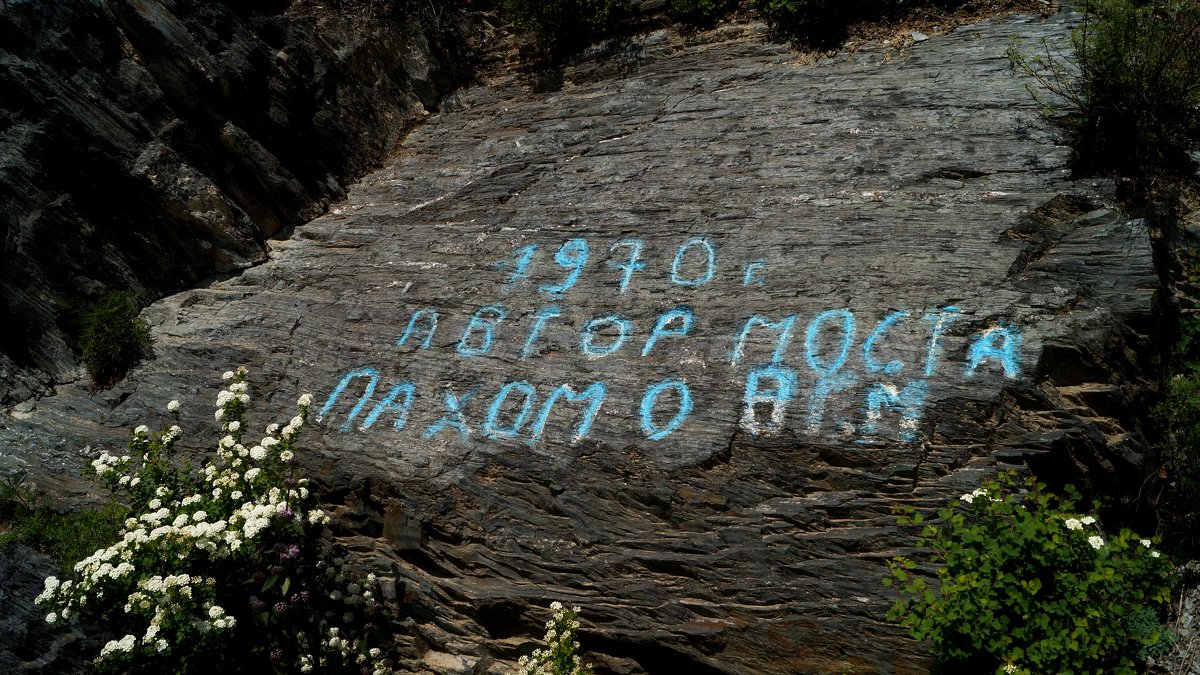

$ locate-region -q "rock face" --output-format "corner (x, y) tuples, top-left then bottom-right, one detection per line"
(1, 12), (1162, 674)
(0, 545), (100, 672)
(0, 0), (472, 404)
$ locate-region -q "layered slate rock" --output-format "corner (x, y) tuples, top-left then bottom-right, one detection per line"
(1, 13), (1160, 673)
(0, 0), (471, 404)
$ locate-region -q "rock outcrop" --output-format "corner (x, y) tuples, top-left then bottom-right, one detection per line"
(1, 10), (1163, 674)
(0, 0), (474, 404)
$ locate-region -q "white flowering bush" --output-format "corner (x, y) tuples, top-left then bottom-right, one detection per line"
(36, 367), (397, 673)
(885, 472), (1174, 674)
(517, 602), (593, 675)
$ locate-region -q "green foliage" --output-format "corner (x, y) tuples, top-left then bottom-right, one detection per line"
(499, 0), (633, 57)
(885, 472), (1174, 674)
(669, 0), (734, 26)
(0, 472), (126, 570)
(518, 602), (594, 675)
(1153, 314), (1200, 554)
(77, 292), (151, 389)
(1007, 0), (1200, 175)
(761, 0), (932, 43)
(35, 369), (398, 673)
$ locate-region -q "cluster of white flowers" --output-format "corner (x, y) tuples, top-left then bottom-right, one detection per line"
(99, 634), (137, 658)
(518, 602), (592, 675)
(1060, 514), (1164, 557)
(36, 368), (323, 667)
(90, 452), (128, 478)
(959, 487), (1003, 504)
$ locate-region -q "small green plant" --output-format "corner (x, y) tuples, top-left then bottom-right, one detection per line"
(1007, 0), (1200, 175)
(0, 471), (126, 569)
(760, 0), (899, 43)
(78, 292), (151, 389)
(669, 0), (734, 26)
(499, 0), (633, 57)
(35, 368), (398, 673)
(1152, 314), (1200, 554)
(885, 472), (1174, 674)
(517, 602), (594, 675)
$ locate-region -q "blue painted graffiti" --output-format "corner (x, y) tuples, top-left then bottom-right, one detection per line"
(642, 307), (694, 357)
(423, 387), (477, 440)
(483, 381), (537, 439)
(457, 306), (506, 357)
(640, 378), (694, 441)
(323, 236), (1028, 447)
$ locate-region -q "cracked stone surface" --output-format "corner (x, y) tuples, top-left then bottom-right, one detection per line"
(1, 12), (1162, 673)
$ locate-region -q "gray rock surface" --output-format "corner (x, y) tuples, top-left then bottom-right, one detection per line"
(0, 0), (474, 404)
(1, 12), (1163, 673)
(0, 544), (99, 672)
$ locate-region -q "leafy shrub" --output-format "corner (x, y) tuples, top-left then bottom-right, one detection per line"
(0, 472), (126, 569)
(1008, 0), (1200, 175)
(885, 473), (1174, 674)
(763, 0), (950, 43)
(669, 0), (734, 26)
(499, 0), (633, 57)
(78, 293), (151, 389)
(35, 368), (398, 673)
(518, 602), (594, 675)
(1152, 315), (1200, 554)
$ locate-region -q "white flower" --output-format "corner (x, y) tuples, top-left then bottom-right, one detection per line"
(298, 393), (313, 407)
(134, 425), (149, 436)
(222, 371), (235, 381)
(227, 421), (241, 433)
(119, 475), (131, 486)
(208, 605), (225, 619)
(167, 400), (180, 412)
(1088, 535), (1104, 550)
(550, 601), (563, 611)
(230, 382), (248, 394)
(244, 468), (261, 482)
(1080, 516), (1096, 526)
(1064, 518), (1083, 531)
(249, 446), (267, 461)
(1141, 539), (1152, 548)
(280, 450), (294, 462)
(1152, 551), (1162, 558)
(156, 639), (168, 652)
(193, 511), (207, 522)
(959, 493), (974, 504)
(45, 612), (57, 624)
(215, 409), (225, 421)
(267, 423), (279, 435)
